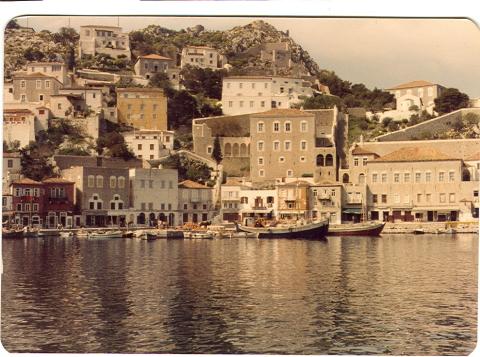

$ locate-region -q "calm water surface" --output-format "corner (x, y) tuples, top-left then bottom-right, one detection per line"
(1, 234), (477, 354)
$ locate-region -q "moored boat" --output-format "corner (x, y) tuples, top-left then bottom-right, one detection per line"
(59, 231), (74, 238)
(328, 221), (386, 237)
(238, 219), (329, 239)
(2, 229), (24, 239)
(89, 230), (123, 239)
(38, 229), (61, 237)
(141, 232), (158, 241)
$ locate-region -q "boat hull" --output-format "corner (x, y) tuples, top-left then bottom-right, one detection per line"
(328, 222), (385, 237)
(239, 220), (329, 240)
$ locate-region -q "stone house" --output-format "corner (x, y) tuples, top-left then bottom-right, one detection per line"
(178, 180), (214, 224)
(134, 54), (175, 79)
(116, 88), (168, 131)
(3, 109), (36, 148)
(23, 61), (69, 85)
(12, 72), (62, 104)
(62, 166), (130, 227)
(79, 25), (131, 60)
(42, 178), (75, 228)
(276, 180), (311, 220)
(11, 178), (46, 227)
(123, 129), (174, 161)
(180, 45), (225, 70)
(128, 168), (178, 227)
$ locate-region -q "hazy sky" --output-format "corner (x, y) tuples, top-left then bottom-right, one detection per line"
(14, 16), (480, 97)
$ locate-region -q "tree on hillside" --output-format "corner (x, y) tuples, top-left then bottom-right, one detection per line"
(167, 90), (201, 129)
(24, 47), (45, 61)
(317, 70), (352, 97)
(96, 132), (135, 160)
(211, 135), (223, 164)
(149, 72), (174, 93)
(180, 65), (226, 99)
(52, 27), (79, 47)
(19, 143), (55, 181)
(301, 94), (343, 110)
(434, 88), (470, 115)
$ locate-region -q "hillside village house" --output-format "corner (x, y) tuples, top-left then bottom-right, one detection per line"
(134, 54), (175, 79)
(180, 45), (225, 70)
(221, 76), (316, 115)
(42, 178), (75, 228)
(3, 152), (22, 195)
(62, 166), (130, 227)
(12, 72), (62, 104)
(79, 25), (131, 60)
(310, 182), (343, 224)
(23, 61), (69, 85)
(128, 168), (178, 226)
(276, 180), (311, 220)
(58, 87), (105, 112)
(116, 88), (168, 131)
(3, 109), (36, 148)
(11, 178), (46, 227)
(178, 180), (214, 224)
(123, 129), (174, 160)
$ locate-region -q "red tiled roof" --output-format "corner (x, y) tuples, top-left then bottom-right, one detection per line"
(386, 80), (436, 90)
(253, 109), (313, 118)
(42, 178), (74, 184)
(178, 180), (211, 189)
(351, 146), (379, 156)
(4, 109), (34, 115)
(466, 152), (480, 161)
(281, 180), (311, 186)
(373, 147), (457, 162)
(116, 87), (164, 92)
(3, 152), (21, 158)
(13, 72), (59, 81)
(138, 54), (173, 61)
(12, 178), (43, 185)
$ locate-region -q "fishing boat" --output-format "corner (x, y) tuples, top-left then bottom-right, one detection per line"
(59, 231), (74, 238)
(122, 230), (135, 238)
(191, 232), (214, 239)
(38, 229), (61, 237)
(22, 228), (39, 238)
(238, 219), (329, 239)
(75, 230), (89, 238)
(2, 229), (24, 239)
(327, 221), (386, 237)
(141, 232), (158, 241)
(413, 228), (425, 235)
(89, 230), (123, 239)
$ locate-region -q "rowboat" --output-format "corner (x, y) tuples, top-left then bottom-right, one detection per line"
(2, 229), (24, 239)
(327, 221), (386, 237)
(59, 231), (74, 238)
(89, 230), (123, 239)
(238, 219), (329, 239)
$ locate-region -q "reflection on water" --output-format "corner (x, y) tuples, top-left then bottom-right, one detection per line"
(1, 235), (477, 354)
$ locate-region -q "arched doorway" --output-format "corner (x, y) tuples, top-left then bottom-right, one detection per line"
(137, 212), (145, 225)
(325, 154), (334, 166)
(224, 143), (232, 156)
(168, 213), (175, 226)
(342, 173), (349, 183)
(358, 173), (365, 184)
(149, 212), (156, 226)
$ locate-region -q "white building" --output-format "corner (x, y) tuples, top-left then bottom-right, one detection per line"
(178, 180), (214, 224)
(180, 45), (225, 70)
(23, 62), (69, 85)
(129, 168), (179, 227)
(3, 109), (36, 148)
(123, 130), (174, 161)
(221, 76), (315, 115)
(79, 25), (131, 60)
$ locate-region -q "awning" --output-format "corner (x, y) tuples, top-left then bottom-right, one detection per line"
(342, 208), (362, 214)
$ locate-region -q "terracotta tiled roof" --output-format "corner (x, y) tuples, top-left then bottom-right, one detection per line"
(184, 45), (216, 50)
(224, 177), (247, 186)
(253, 109), (313, 118)
(13, 72), (59, 80)
(281, 180), (311, 186)
(42, 178), (74, 184)
(178, 180), (211, 189)
(386, 80), (435, 90)
(4, 109), (34, 115)
(3, 152), (21, 158)
(373, 147), (458, 162)
(116, 87), (164, 92)
(138, 54), (172, 61)
(12, 178), (43, 185)
(351, 146), (379, 156)
(225, 76), (272, 80)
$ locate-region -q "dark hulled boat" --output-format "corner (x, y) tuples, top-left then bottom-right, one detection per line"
(238, 220), (329, 239)
(327, 221), (385, 237)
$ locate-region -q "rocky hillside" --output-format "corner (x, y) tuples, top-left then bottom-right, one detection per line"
(4, 28), (72, 78)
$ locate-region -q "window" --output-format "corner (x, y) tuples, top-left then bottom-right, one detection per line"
(257, 122), (265, 133)
(57, 103), (62, 110)
(381, 173), (387, 183)
(228, 101), (233, 108)
(381, 194), (387, 203)
(300, 156), (306, 162)
(33, 203), (39, 212)
(88, 175), (95, 188)
(404, 173), (410, 183)
(118, 177), (125, 188)
(207, 146), (212, 154)
(97, 202), (102, 209)
(362, 157), (368, 166)
(260, 101), (265, 108)
(7, 159), (13, 168)
(394, 193), (400, 203)
(300, 141), (307, 151)
(394, 173), (400, 183)
(273, 122), (280, 132)
(239, 83), (243, 89)
(438, 171), (445, 182)
(138, 144), (142, 150)
(96, 175), (104, 188)
(250, 101), (254, 108)
(372, 173), (378, 183)
(258, 157), (264, 165)
(36, 80), (41, 89)
(439, 193), (446, 203)
(140, 180), (145, 188)
(300, 121), (307, 132)
(17, 203), (22, 211)
(110, 176), (117, 188)
(426, 172), (432, 182)
(259, 169), (265, 177)
(148, 203), (153, 210)
(239, 101), (244, 108)
(404, 194), (410, 204)
(284, 141), (291, 151)
(45, 80), (50, 88)
(449, 193), (456, 203)
(286, 170), (293, 178)
(415, 172), (421, 183)
(150, 144), (154, 150)
(20, 80), (26, 89)
(284, 122), (291, 132)
(257, 141), (264, 151)
(354, 158), (359, 167)
(372, 194), (378, 203)
(426, 193), (431, 203)
(264, 83), (268, 89)
(111, 202), (116, 210)
(449, 171), (455, 182)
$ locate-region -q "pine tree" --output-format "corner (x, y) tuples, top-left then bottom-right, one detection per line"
(211, 135), (223, 164)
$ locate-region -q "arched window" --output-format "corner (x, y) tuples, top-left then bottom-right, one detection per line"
(240, 143), (247, 156)
(118, 176), (125, 189)
(342, 173), (349, 183)
(316, 154), (324, 167)
(232, 143), (240, 157)
(137, 212), (145, 225)
(463, 169), (471, 181)
(359, 173), (366, 184)
(96, 175), (104, 188)
(325, 154), (334, 166)
(110, 176), (117, 189)
(224, 143), (232, 156)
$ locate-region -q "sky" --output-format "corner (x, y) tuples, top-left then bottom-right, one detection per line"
(13, 16), (480, 97)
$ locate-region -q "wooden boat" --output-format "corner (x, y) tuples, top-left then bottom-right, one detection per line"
(141, 232), (158, 241)
(191, 232), (214, 239)
(122, 231), (135, 238)
(59, 231), (74, 238)
(328, 221), (386, 237)
(23, 228), (39, 238)
(238, 220), (329, 239)
(75, 230), (89, 238)
(89, 230), (123, 239)
(413, 228), (425, 235)
(2, 229), (24, 239)
(38, 229), (61, 237)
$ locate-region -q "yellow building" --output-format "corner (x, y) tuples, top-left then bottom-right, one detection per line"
(116, 88), (167, 130)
